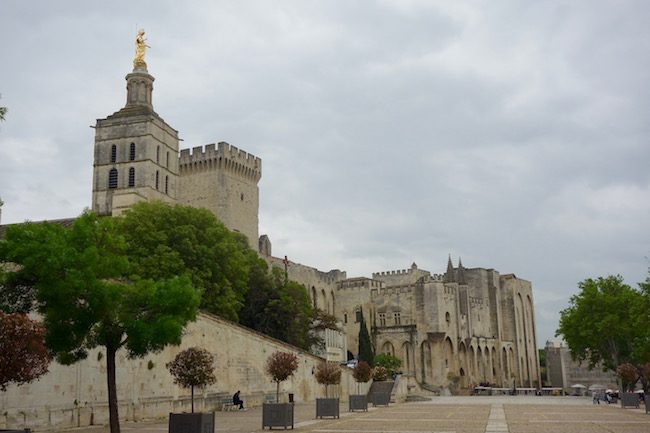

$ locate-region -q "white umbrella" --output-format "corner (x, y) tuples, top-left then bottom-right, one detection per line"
(571, 384), (586, 388)
(589, 384), (606, 390)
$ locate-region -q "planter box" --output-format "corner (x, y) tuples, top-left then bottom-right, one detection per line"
(316, 398), (339, 419)
(0, 430), (32, 433)
(372, 392), (390, 406)
(645, 396), (649, 414)
(262, 403), (294, 430)
(620, 393), (640, 409)
(168, 412), (214, 433)
(348, 395), (368, 412)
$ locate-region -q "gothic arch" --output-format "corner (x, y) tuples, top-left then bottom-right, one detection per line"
(444, 337), (454, 373)
(469, 345), (476, 379)
(402, 341), (413, 375)
(420, 341), (432, 384)
(381, 341), (395, 356)
(502, 347), (509, 382)
(477, 346), (484, 381)
(311, 286), (317, 309)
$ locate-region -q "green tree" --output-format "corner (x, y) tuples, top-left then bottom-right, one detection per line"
(119, 202), (252, 321)
(357, 310), (374, 366)
(0, 212), (200, 433)
(556, 275), (646, 371)
(240, 263), (335, 351)
(315, 362), (342, 397)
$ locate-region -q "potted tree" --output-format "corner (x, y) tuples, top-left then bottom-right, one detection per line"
(263, 351), (299, 430)
(315, 362), (342, 418)
(349, 361), (371, 411)
(167, 347), (217, 433)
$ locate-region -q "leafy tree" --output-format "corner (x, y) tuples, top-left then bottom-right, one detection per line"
(119, 202), (252, 321)
(315, 362), (342, 397)
(538, 349), (547, 384)
(357, 310), (374, 366)
(373, 353), (401, 375)
(0, 312), (51, 390)
(0, 94), (6, 121)
(557, 273), (650, 393)
(556, 275), (646, 371)
(265, 351), (299, 403)
(617, 363), (639, 392)
(167, 347), (216, 413)
(240, 263), (337, 351)
(352, 361), (372, 394)
(0, 212), (200, 433)
(0, 267), (36, 314)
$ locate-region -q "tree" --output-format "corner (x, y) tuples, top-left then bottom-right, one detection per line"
(0, 312), (51, 391)
(240, 263), (336, 351)
(372, 366), (389, 381)
(119, 202), (252, 321)
(373, 353), (402, 376)
(617, 363), (639, 392)
(265, 351), (299, 403)
(352, 361), (372, 394)
(0, 94), (6, 121)
(357, 310), (374, 366)
(315, 362), (342, 397)
(557, 273), (650, 393)
(556, 275), (646, 371)
(167, 347), (216, 413)
(0, 212), (201, 433)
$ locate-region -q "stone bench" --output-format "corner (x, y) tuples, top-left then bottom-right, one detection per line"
(221, 402), (240, 412)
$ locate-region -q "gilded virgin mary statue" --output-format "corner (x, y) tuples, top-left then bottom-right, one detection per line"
(133, 29), (150, 68)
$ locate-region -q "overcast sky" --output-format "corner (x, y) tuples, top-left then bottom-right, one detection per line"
(1, 1), (648, 346)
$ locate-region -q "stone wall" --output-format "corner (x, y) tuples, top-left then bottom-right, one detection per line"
(0, 312), (356, 432)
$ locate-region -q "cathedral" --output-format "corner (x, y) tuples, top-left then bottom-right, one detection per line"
(91, 43), (541, 391)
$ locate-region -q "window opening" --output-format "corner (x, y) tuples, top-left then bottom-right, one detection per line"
(108, 168), (118, 189)
(129, 143), (135, 161)
(128, 167), (135, 187)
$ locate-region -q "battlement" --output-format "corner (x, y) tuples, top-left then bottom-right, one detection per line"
(337, 277), (383, 290)
(372, 268), (414, 277)
(420, 274), (445, 282)
(179, 141), (262, 182)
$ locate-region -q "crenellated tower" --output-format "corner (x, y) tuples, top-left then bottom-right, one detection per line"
(91, 60), (179, 216)
(178, 142), (261, 247)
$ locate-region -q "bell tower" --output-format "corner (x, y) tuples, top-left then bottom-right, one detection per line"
(91, 31), (179, 216)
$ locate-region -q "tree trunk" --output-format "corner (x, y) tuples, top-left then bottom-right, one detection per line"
(191, 385), (194, 413)
(276, 381), (280, 403)
(106, 345), (120, 433)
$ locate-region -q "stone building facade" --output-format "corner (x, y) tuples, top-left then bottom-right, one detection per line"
(545, 340), (617, 393)
(89, 57), (540, 391)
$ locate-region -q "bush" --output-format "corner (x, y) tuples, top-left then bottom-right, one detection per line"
(353, 361), (372, 383)
(372, 366), (389, 381)
(373, 353), (401, 375)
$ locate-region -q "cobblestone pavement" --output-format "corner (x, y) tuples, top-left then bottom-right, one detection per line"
(52, 396), (650, 433)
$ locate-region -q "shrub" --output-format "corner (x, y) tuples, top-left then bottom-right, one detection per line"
(372, 366), (389, 381)
(373, 353), (402, 375)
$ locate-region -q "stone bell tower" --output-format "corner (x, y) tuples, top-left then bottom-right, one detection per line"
(91, 31), (179, 216)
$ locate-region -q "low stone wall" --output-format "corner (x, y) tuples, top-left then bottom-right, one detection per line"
(0, 312), (355, 431)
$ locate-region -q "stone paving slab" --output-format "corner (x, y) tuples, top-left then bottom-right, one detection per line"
(48, 396), (650, 433)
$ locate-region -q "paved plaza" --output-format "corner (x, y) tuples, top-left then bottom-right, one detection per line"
(56, 396), (650, 433)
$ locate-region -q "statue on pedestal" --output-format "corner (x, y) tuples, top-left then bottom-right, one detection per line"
(133, 29), (150, 69)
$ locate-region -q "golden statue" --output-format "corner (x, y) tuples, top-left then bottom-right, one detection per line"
(133, 29), (150, 68)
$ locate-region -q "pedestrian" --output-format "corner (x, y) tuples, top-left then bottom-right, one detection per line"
(592, 391), (599, 405)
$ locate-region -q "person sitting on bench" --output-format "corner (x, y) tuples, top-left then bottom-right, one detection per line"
(233, 390), (245, 410)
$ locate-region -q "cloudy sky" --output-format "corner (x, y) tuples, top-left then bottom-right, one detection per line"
(1, 1), (648, 346)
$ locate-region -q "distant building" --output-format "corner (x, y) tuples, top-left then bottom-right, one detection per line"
(545, 340), (618, 393)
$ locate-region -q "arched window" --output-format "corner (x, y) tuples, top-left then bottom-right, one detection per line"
(155, 171), (159, 189)
(166, 151), (170, 167)
(128, 167), (135, 187)
(108, 168), (118, 189)
(165, 175), (169, 194)
(156, 146), (160, 163)
(110, 144), (117, 163)
(129, 143), (135, 161)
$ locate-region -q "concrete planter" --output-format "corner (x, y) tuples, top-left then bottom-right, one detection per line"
(316, 398), (339, 419)
(168, 412), (214, 433)
(621, 392), (640, 409)
(0, 430), (32, 433)
(372, 392), (390, 406)
(262, 403), (294, 430)
(348, 394), (368, 412)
